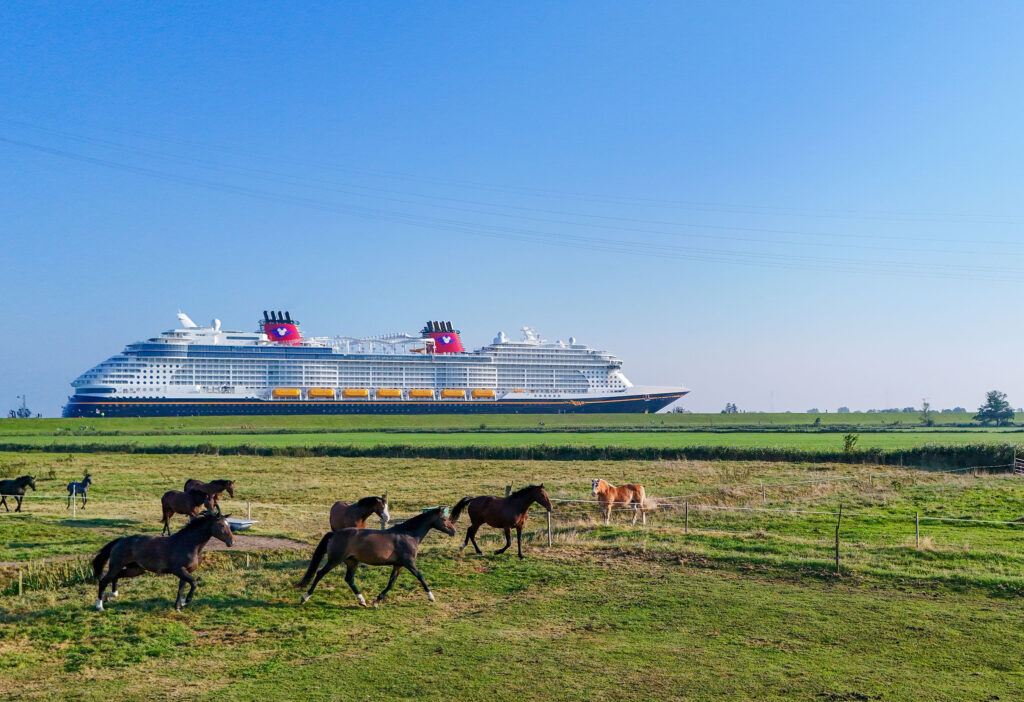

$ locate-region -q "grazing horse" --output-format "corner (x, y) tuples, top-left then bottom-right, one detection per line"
(92, 511), (234, 611)
(0, 475), (36, 512)
(161, 489), (214, 535)
(450, 484), (552, 559)
(329, 495), (390, 531)
(591, 478), (647, 525)
(182, 478), (235, 511)
(298, 507), (456, 606)
(66, 473), (93, 509)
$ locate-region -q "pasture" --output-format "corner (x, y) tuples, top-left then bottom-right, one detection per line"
(2, 450), (1024, 699)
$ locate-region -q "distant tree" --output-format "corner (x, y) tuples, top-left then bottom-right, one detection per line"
(974, 390), (1014, 426)
(920, 399), (934, 427)
(837, 406), (850, 414)
(813, 417), (822, 427)
(952, 406), (966, 413)
(721, 403), (739, 414)
(807, 408), (820, 413)
(901, 407), (916, 413)
(842, 433), (859, 452)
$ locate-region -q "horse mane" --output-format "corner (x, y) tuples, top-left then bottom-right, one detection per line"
(176, 511), (222, 534)
(208, 479), (233, 488)
(355, 495), (383, 507)
(509, 484), (543, 499)
(388, 507), (443, 533)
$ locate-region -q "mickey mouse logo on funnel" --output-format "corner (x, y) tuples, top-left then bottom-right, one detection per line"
(422, 320), (464, 353)
(260, 310), (302, 344)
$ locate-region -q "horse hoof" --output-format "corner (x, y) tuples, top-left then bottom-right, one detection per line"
(356, 594), (367, 607)
(300, 594), (310, 604)
(427, 591), (435, 602)
(95, 599), (105, 612)
(372, 600), (381, 608)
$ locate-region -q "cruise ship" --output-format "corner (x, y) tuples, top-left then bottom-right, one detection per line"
(62, 312), (688, 417)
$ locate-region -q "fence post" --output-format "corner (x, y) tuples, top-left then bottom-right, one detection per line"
(684, 500), (689, 534)
(505, 483), (512, 497)
(547, 510), (552, 546)
(761, 482), (766, 504)
(915, 512), (920, 548)
(869, 473), (873, 489)
(18, 568), (23, 597)
(834, 504), (843, 574)
(247, 501), (252, 520)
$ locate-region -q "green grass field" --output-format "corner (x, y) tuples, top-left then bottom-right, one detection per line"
(2, 450), (1024, 699)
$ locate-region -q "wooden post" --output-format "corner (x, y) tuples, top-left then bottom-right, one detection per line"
(834, 504), (843, 574)
(247, 501), (252, 520)
(684, 501), (689, 534)
(18, 568), (23, 597)
(245, 553), (250, 568)
(546, 510), (552, 546)
(761, 482), (766, 504)
(869, 473), (873, 489)
(915, 512), (920, 548)
(505, 483), (512, 497)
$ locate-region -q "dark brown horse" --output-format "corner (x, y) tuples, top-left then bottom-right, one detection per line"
(183, 478), (235, 511)
(298, 507), (456, 607)
(93, 511), (234, 611)
(0, 475), (36, 512)
(450, 484), (552, 559)
(161, 489), (213, 535)
(329, 495), (390, 530)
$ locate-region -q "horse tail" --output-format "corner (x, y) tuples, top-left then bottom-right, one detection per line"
(297, 532), (334, 588)
(449, 496), (473, 523)
(635, 485), (646, 507)
(92, 538), (119, 580)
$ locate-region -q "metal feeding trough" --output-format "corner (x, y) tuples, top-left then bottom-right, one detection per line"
(226, 518), (258, 532)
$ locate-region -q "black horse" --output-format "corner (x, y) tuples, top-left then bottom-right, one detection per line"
(92, 511), (234, 611)
(298, 507), (456, 607)
(67, 473), (92, 509)
(0, 475), (36, 512)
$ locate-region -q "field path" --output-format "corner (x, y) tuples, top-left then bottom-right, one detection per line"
(0, 533), (309, 567)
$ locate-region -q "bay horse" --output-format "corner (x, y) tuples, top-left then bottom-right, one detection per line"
(298, 507), (456, 607)
(449, 484), (552, 559)
(591, 478), (647, 525)
(0, 475), (36, 512)
(161, 489), (214, 535)
(182, 478), (235, 511)
(66, 473), (92, 509)
(329, 495), (390, 530)
(92, 511), (234, 611)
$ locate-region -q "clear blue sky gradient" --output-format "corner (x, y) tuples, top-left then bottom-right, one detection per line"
(3, 2), (1023, 416)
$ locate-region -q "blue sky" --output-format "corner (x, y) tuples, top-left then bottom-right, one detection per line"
(2, 2), (1023, 416)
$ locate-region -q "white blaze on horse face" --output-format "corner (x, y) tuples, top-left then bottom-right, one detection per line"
(381, 505), (391, 523)
(591, 479), (599, 496)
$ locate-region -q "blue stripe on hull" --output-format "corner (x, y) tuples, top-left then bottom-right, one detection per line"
(62, 392), (687, 418)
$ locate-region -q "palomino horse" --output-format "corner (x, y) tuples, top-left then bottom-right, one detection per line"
(93, 511), (234, 611)
(0, 475), (36, 512)
(66, 473), (92, 509)
(182, 478), (235, 511)
(591, 478), (647, 525)
(450, 484), (552, 559)
(329, 495), (390, 531)
(298, 507), (456, 607)
(161, 489), (214, 535)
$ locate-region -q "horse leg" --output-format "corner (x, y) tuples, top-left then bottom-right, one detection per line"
(404, 562), (435, 602)
(162, 508), (172, 536)
(467, 523), (484, 555)
(301, 554), (341, 604)
(96, 571), (118, 611)
(516, 526), (524, 559)
(82, 494), (87, 510)
(1, 496), (7, 512)
(631, 503), (638, 526)
(15, 496), (22, 512)
(604, 503), (611, 525)
(495, 527), (512, 555)
(67, 492), (71, 510)
(343, 560), (368, 607)
(375, 565), (402, 606)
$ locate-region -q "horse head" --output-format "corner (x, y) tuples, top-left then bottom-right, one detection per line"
(25, 475), (36, 491)
(83, 473), (92, 487)
(206, 511), (234, 547)
(223, 480), (235, 498)
(429, 507), (456, 536)
(377, 496), (391, 524)
(533, 484), (553, 512)
(591, 478), (600, 496)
